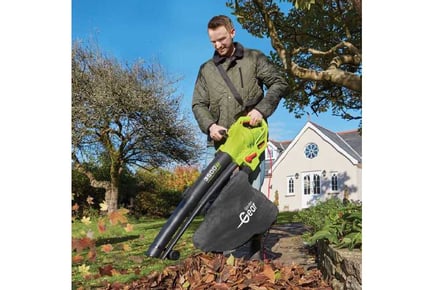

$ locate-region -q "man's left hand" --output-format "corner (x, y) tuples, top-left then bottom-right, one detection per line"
(247, 109), (263, 126)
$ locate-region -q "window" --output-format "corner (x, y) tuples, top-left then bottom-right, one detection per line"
(313, 174), (321, 194)
(331, 173), (338, 191)
(304, 143), (319, 159)
(287, 176), (294, 195)
(303, 175), (310, 195)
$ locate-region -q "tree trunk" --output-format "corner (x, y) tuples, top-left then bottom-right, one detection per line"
(73, 162), (110, 190)
(105, 184), (119, 214)
(73, 157), (121, 214)
(107, 156), (122, 213)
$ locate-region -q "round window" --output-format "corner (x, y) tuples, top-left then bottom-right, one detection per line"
(304, 143), (319, 159)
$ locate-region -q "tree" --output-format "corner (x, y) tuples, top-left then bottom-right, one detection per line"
(226, 0), (362, 122)
(72, 40), (201, 213)
(164, 165), (200, 192)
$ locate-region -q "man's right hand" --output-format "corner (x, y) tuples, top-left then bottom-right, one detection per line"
(209, 123), (227, 141)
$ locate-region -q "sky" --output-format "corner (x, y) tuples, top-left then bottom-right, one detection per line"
(71, 0), (361, 142)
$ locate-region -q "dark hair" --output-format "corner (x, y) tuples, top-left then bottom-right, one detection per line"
(208, 15), (234, 31)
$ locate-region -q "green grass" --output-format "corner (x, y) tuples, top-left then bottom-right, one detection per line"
(72, 215), (203, 289)
(72, 212), (300, 289)
(274, 210), (302, 225)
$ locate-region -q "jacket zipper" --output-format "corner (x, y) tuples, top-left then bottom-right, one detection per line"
(238, 67), (244, 88)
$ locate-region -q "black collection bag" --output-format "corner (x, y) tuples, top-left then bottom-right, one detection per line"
(193, 170), (278, 252)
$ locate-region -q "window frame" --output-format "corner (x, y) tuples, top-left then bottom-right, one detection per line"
(286, 175), (295, 196)
(304, 142), (319, 159)
(313, 173), (321, 194)
(331, 172), (339, 192)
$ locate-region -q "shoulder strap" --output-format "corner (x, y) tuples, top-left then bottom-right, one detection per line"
(216, 64), (244, 107)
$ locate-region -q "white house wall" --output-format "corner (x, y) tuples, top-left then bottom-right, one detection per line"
(262, 127), (362, 211)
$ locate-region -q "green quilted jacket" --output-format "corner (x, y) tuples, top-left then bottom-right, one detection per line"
(192, 42), (289, 147)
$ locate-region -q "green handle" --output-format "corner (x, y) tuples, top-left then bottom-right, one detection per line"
(218, 116), (268, 171)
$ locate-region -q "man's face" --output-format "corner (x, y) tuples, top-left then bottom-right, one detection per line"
(208, 26), (235, 57)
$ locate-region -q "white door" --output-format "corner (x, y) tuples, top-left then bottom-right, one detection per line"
(301, 171), (322, 208)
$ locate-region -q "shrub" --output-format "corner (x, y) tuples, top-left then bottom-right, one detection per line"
(273, 190), (279, 207)
(133, 190), (182, 218)
(296, 198), (362, 250)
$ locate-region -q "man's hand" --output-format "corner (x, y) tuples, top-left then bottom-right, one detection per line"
(209, 123), (228, 141)
(247, 109), (263, 126)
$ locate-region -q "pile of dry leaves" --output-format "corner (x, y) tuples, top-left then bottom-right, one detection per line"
(105, 252), (331, 289)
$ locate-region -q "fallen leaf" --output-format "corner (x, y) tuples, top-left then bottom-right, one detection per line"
(97, 219), (106, 233)
(72, 237), (95, 253)
(262, 264), (275, 283)
(99, 265), (114, 276)
(220, 265), (231, 282)
(182, 280), (190, 288)
(108, 208), (129, 225)
(99, 200), (108, 211)
(87, 248), (96, 262)
(111, 269), (121, 276)
(226, 254), (235, 266)
(86, 196), (94, 205)
(298, 276), (315, 286)
(86, 230), (94, 239)
(72, 255), (84, 264)
(104, 252), (331, 289)
(124, 223), (133, 232)
(78, 264), (90, 277)
(212, 283), (230, 290)
(203, 273), (215, 283)
(81, 216), (91, 225)
(101, 244), (113, 253)
(72, 203), (79, 211)
(122, 244), (131, 251)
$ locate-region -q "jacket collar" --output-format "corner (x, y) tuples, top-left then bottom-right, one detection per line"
(213, 42), (244, 65)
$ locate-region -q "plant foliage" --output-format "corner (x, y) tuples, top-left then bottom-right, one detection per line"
(296, 198), (362, 250)
(226, 0), (362, 123)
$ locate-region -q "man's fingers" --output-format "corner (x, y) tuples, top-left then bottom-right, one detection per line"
(249, 118), (261, 126)
(210, 126), (227, 140)
(247, 109), (263, 126)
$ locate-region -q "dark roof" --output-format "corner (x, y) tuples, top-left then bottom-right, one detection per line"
(310, 122), (362, 162)
(337, 130), (362, 156)
(269, 139), (291, 153)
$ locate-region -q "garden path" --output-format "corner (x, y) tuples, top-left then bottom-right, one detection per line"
(231, 222), (318, 270)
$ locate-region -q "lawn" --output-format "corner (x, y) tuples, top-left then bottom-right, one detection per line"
(71, 211), (300, 289)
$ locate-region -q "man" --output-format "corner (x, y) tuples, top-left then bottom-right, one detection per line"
(191, 15), (289, 259)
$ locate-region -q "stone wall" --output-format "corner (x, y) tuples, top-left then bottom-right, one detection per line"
(316, 241), (362, 290)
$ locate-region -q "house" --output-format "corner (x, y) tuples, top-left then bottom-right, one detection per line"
(261, 121), (362, 211)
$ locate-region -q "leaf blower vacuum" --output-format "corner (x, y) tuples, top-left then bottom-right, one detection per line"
(145, 116), (278, 260)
